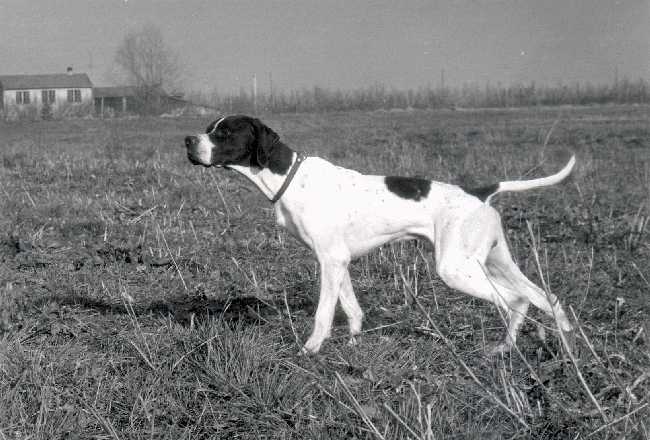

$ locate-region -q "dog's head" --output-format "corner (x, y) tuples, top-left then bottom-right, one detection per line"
(184, 115), (290, 173)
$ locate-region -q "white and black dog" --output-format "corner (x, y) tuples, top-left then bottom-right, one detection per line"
(184, 115), (575, 353)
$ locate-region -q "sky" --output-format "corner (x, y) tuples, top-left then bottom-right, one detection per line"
(0, 0), (648, 94)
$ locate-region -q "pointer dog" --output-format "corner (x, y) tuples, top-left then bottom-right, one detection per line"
(184, 115), (575, 353)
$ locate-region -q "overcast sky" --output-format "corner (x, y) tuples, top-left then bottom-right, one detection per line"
(1, 0), (648, 93)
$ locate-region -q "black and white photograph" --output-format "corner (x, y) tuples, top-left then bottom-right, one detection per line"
(1, 0), (648, 438)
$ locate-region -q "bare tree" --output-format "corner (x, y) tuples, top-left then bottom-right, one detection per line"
(115, 24), (182, 113)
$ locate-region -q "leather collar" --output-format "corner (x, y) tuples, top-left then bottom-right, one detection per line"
(270, 152), (307, 203)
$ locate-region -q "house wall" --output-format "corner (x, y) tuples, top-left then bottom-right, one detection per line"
(2, 87), (93, 119)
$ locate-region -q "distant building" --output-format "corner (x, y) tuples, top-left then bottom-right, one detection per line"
(0, 67), (93, 120)
(94, 86), (137, 117)
(94, 85), (192, 116)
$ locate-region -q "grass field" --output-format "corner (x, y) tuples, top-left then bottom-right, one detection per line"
(1, 105), (649, 439)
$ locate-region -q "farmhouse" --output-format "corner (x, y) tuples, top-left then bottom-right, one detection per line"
(0, 68), (93, 120)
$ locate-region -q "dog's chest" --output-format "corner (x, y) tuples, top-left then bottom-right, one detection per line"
(274, 202), (311, 246)
(274, 203), (295, 233)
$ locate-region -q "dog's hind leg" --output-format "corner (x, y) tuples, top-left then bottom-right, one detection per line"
(486, 236), (573, 336)
(436, 253), (531, 352)
(434, 206), (535, 352)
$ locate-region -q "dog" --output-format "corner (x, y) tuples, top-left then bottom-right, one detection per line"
(184, 115), (575, 354)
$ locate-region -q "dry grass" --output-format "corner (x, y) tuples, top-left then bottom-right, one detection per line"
(0, 105), (649, 439)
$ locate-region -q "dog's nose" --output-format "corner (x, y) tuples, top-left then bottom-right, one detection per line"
(185, 136), (198, 149)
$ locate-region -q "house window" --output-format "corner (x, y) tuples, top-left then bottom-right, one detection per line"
(42, 90), (56, 104)
(67, 89), (81, 103)
(16, 91), (31, 105)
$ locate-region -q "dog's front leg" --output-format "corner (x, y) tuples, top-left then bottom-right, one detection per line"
(339, 271), (363, 345)
(302, 255), (350, 354)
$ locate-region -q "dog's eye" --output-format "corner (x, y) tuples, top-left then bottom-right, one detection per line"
(213, 129), (230, 140)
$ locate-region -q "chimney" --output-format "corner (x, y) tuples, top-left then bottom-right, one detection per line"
(66, 66), (73, 75)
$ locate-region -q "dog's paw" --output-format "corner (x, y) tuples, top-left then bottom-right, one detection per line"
(559, 320), (574, 333)
(347, 336), (358, 347)
(560, 327), (577, 353)
(298, 346), (313, 356)
(301, 337), (323, 355)
(488, 342), (512, 356)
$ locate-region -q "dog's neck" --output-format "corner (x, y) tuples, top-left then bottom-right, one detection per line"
(225, 149), (300, 202)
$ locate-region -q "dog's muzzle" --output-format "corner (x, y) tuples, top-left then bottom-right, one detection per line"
(184, 136), (205, 166)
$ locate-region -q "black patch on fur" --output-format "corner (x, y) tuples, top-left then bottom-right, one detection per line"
(203, 115), (293, 174)
(264, 141), (293, 175)
(248, 118), (292, 174)
(384, 176), (431, 201)
(461, 183), (499, 202)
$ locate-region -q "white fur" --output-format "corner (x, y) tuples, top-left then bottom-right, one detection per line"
(223, 151), (576, 354)
(488, 155), (576, 203)
(193, 134), (216, 165)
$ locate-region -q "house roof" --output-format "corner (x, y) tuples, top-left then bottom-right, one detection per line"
(93, 86), (138, 98)
(0, 73), (93, 90)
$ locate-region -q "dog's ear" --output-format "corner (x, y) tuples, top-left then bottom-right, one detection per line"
(250, 118), (280, 167)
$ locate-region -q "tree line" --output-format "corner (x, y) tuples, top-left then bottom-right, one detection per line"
(186, 79), (650, 114)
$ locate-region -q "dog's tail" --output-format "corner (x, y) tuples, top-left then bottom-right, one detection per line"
(468, 155), (576, 204)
